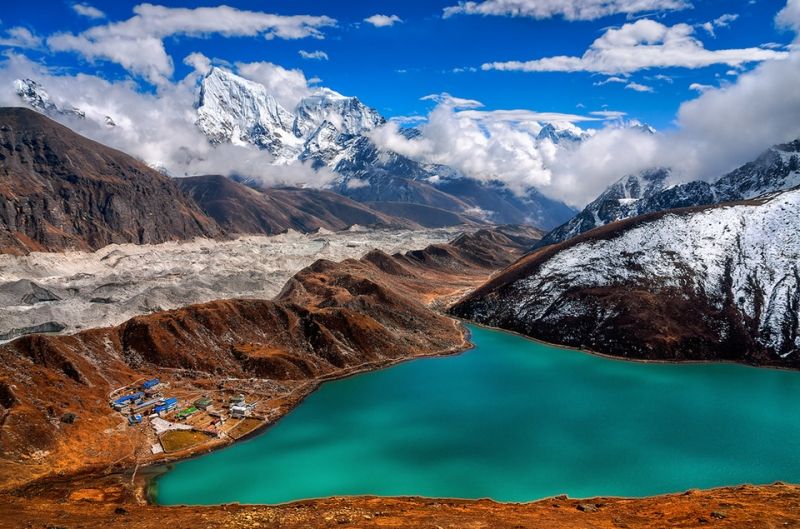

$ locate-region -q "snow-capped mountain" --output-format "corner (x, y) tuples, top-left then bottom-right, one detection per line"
(536, 122), (589, 144)
(9, 71), (579, 229)
(196, 67), (383, 164)
(194, 68), (577, 228)
(14, 79), (86, 119)
(539, 139), (800, 246)
(452, 185), (800, 366)
(196, 68), (301, 156)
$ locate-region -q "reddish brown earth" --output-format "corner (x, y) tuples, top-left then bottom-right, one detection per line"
(3, 478), (799, 529)
(0, 108), (221, 254)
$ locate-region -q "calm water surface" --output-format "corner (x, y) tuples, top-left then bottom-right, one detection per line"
(155, 324), (800, 505)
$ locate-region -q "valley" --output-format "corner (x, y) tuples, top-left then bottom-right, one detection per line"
(0, 227), (460, 340)
(2, 1), (800, 524)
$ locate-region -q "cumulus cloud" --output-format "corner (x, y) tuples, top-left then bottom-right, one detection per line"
(0, 53), (335, 188)
(298, 49), (329, 60)
(688, 82), (713, 92)
(47, 4), (336, 85)
(547, 43), (800, 205)
(372, 0), (800, 209)
(443, 0), (691, 21)
(234, 61), (314, 109)
(593, 75), (627, 85)
(183, 52), (212, 75)
(71, 3), (105, 20)
(483, 19), (788, 74)
(0, 27), (43, 49)
(363, 14), (403, 27)
(777, 0), (800, 32)
(371, 94), (606, 195)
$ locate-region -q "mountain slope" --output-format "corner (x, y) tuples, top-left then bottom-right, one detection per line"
(453, 188), (800, 367)
(176, 174), (420, 233)
(0, 227), (532, 488)
(540, 140), (800, 246)
(0, 108), (221, 254)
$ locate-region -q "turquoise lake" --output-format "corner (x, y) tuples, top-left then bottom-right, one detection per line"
(155, 324), (800, 505)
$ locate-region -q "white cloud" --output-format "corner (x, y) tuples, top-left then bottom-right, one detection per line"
(234, 61), (314, 109)
(625, 81), (653, 92)
(363, 14), (403, 27)
(483, 19), (788, 74)
(700, 13), (738, 37)
(457, 108), (601, 122)
(372, 0), (800, 209)
(71, 3), (106, 20)
(0, 27), (43, 49)
(0, 53), (336, 188)
(688, 82), (713, 92)
(183, 52), (212, 75)
(590, 109), (627, 119)
(298, 49), (329, 60)
(421, 92), (484, 108)
(777, 0), (800, 32)
(593, 75), (627, 85)
(370, 94), (602, 195)
(443, 0), (691, 21)
(47, 4), (336, 85)
(389, 115), (428, 125)
(546, 43), (800, 205)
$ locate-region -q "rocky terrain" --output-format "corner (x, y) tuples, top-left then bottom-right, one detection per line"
(0, 227), (463, 340)
(453, 187), (800, 367)
(539, 140), (800, 246)
(0, 226), (539, 490)
(0, 108), (221, 254)
(4, 479), (799, 529)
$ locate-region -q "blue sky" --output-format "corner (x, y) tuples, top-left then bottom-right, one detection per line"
(1, 0), (793, 129)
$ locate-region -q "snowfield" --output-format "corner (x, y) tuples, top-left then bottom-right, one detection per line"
(0, 227), (459, 341)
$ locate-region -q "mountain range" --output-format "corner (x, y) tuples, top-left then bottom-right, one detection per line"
(539, 140), (800, 246)
(14, 71), (578, 230)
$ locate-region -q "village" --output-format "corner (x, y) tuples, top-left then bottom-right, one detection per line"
(108, 377), (272, 454)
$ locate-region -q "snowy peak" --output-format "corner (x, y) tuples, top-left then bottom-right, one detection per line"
(536, 122), (587, 144)
(194, 67), (386, 166)
(714, 140), (800, 201)
(293, 88), (384, 139)
(14, 78), (85, 120)
(196, 67), (299, 155)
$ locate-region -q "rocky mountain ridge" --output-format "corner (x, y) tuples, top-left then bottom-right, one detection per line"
(453, 187), (800, 367)
(539, 140), (800, 246)
(0, 107), (221, 254)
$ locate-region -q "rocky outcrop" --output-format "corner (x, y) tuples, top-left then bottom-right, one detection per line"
(0, 108), (221, 254)
(453, 188), (800, 367)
